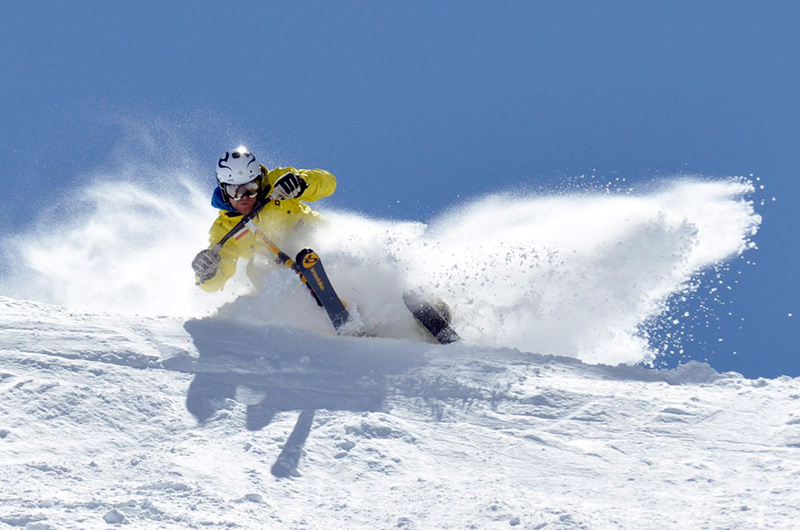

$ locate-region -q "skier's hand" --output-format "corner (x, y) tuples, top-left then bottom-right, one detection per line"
(192, 249), (221, 282)
(273, 172), (308, 200)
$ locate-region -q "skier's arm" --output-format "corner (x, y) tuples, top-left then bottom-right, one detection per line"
(195, 219), (241, 292)
(196, 247), (237, 292)
(272, 167), (336, 202)
(297, 168), (336, 201)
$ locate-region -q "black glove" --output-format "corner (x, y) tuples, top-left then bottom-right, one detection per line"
(192, 249), (221, 282)
(273, 172), (308, 200)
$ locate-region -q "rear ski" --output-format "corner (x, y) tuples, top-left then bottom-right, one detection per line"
(403, 291), (460, 344)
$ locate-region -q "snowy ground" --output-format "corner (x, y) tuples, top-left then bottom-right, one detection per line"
(2, 295), (799, 530)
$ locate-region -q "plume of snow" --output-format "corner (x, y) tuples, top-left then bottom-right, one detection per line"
(0, 148), (760, 367)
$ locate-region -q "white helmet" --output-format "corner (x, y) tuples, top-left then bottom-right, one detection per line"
(216, 147), (263, 185)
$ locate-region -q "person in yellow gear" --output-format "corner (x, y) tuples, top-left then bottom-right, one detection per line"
(191, 146), (336, 292)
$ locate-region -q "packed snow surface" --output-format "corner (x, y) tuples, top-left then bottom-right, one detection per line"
(1, 296), (799, 530)
(1, 170), (783, 529)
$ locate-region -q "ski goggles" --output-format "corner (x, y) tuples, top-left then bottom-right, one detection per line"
(222, 178), (260, 201)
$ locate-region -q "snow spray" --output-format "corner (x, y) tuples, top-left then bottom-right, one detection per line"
(1, 169), (760, 367)
(310, 178), (760, 366)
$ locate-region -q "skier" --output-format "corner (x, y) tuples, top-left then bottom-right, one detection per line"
(191, 147), (337, 292)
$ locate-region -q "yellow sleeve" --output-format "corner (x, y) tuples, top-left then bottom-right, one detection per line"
(298, 168), (336, 201)
(195, 215), (242, 292)
(268, 166), (336, 202)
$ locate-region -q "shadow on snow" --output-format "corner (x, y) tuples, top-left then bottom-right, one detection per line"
(169, 316), (725, 477)
(174, 317), (429, 477)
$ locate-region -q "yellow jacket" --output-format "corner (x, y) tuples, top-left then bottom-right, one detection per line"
(197, 165), (336, 292)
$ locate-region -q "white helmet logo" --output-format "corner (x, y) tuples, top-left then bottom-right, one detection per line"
(216, 147), (260, 185)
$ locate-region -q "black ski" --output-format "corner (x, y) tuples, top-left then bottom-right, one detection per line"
(295, 248), (351, 332)
(403, 291), (460, 344)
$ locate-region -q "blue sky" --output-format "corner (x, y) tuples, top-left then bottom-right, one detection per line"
(2, 1), (797, 378)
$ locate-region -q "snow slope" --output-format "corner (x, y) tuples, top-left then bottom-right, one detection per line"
(2, 296), (799, 530)
(0, 168), (781, 528)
